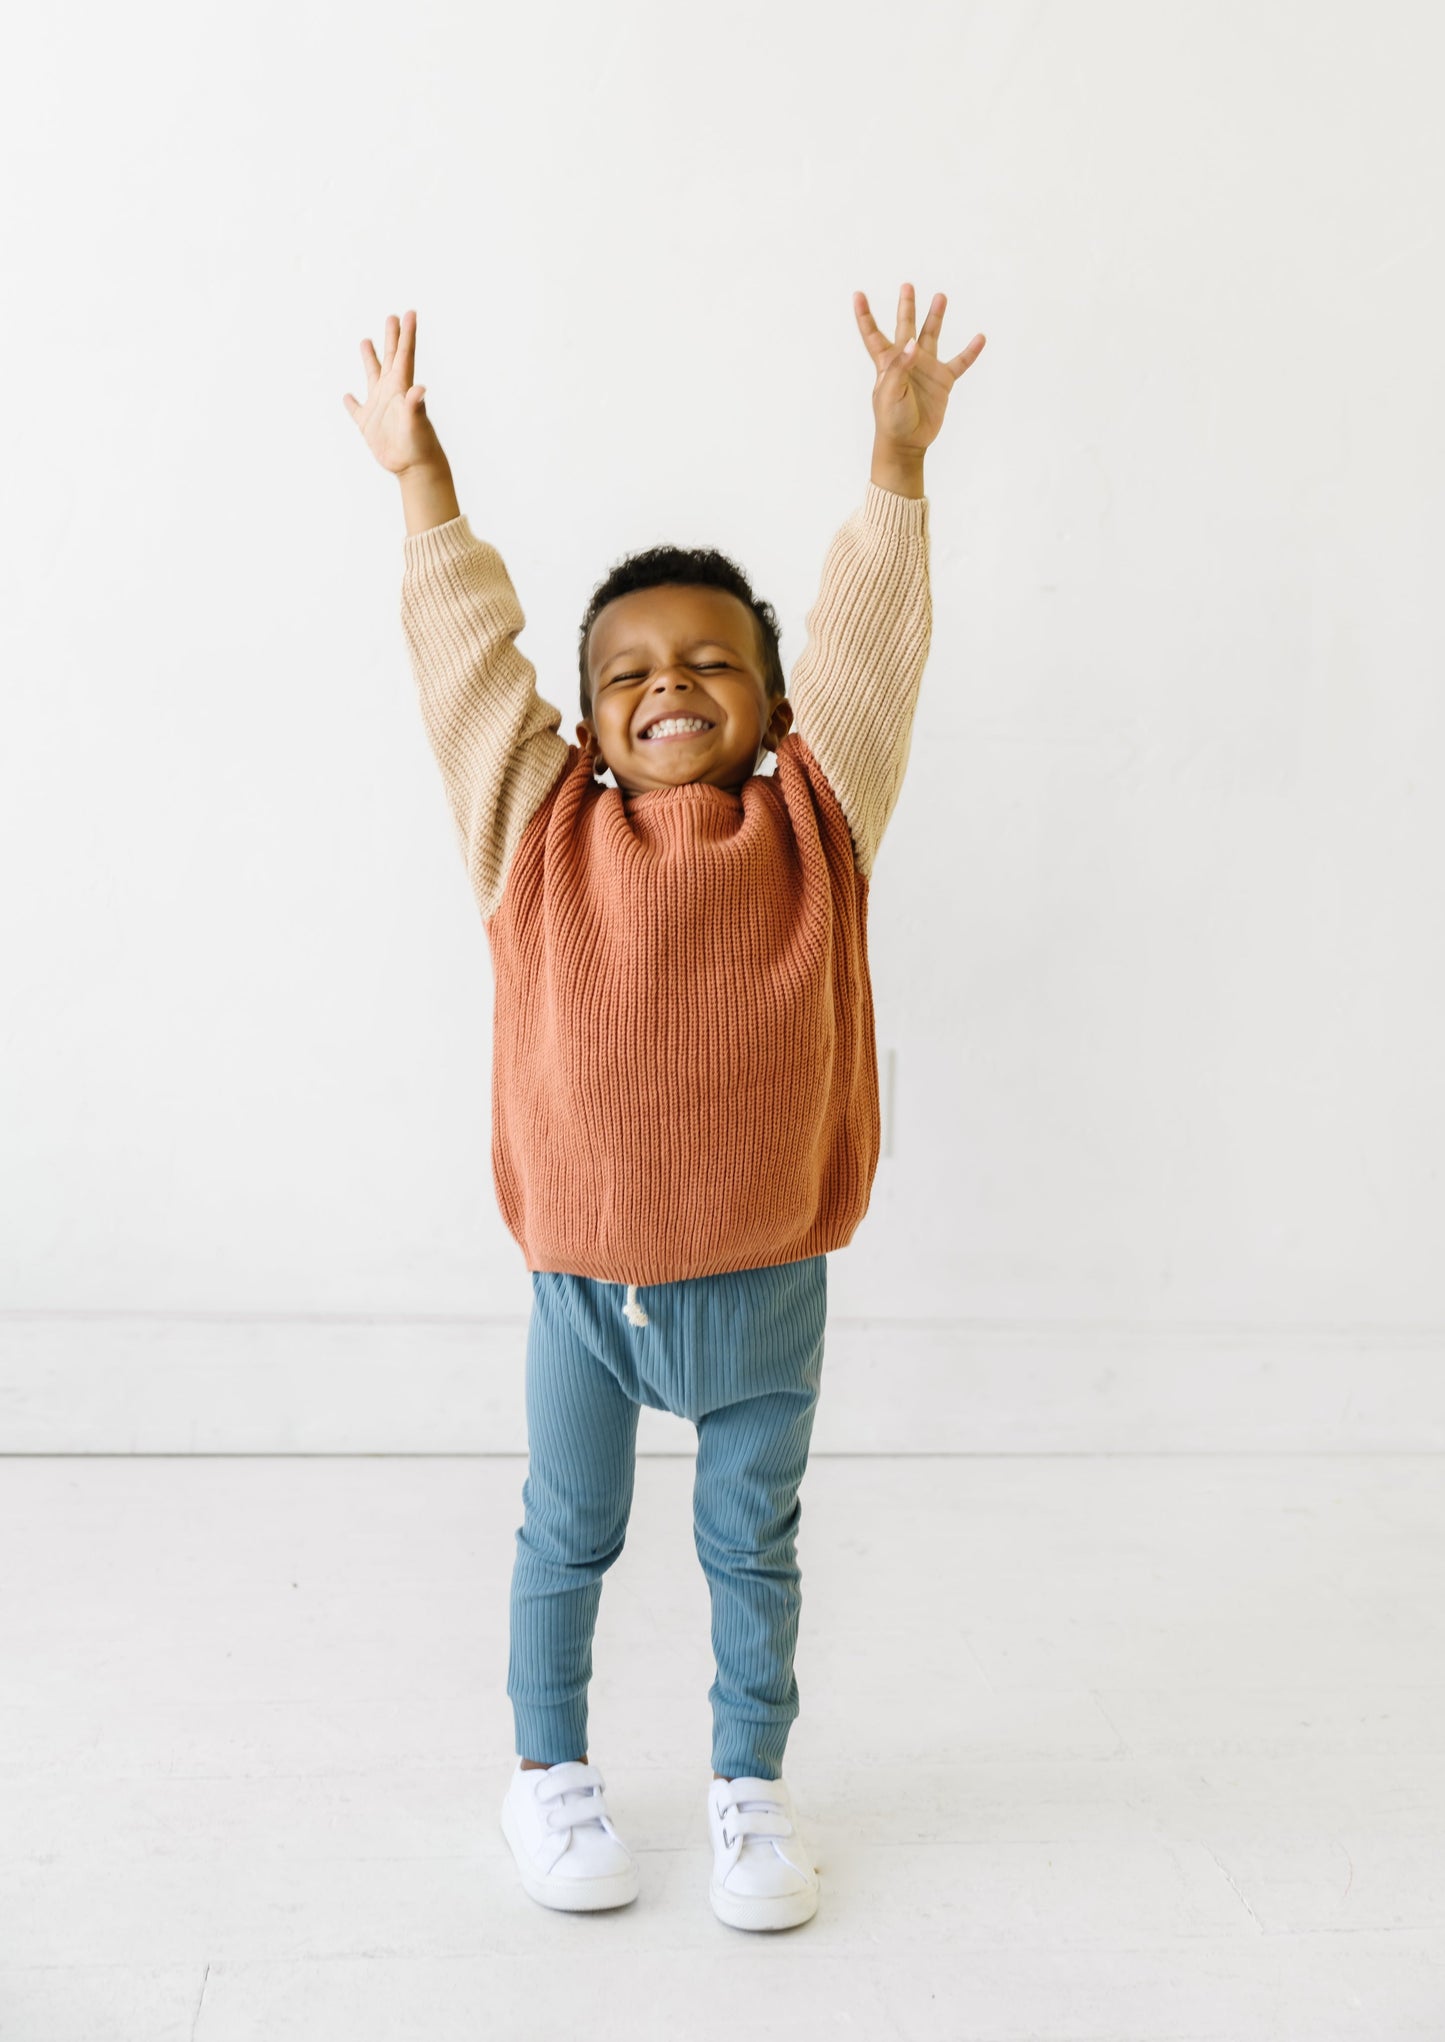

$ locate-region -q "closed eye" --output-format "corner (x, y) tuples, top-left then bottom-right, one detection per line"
(610, 662), (729, 684)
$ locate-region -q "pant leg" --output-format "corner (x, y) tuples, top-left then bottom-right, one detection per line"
(692, 1376), (821, 1780)
(507, 1272), (641, 1764)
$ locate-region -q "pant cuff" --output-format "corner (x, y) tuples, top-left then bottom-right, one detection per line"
(711, 1724), (791, 1780)
(511, 1697), (589, 1765)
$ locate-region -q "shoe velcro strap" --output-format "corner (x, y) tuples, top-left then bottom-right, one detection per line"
(545, 1793), (607, 1832)
(726, 1808), (793, 1841)
(716, 1781), (787, 1818)
(535, 1763), (603, 1804)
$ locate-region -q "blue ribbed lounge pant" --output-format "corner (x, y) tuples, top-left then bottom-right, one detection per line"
(507, 1254), (827, 1781)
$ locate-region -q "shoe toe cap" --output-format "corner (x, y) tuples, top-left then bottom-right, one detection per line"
(721, 1846), (817, 1899)
(551, 1835), (635, 1881)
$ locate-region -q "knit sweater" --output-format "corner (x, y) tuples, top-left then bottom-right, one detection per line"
(400, 481), (932, 1291)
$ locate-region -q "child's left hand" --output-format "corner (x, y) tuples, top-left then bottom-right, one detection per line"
(854, 284), (986, 457)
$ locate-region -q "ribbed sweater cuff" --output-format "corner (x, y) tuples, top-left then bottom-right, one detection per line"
(862, 480), (930, 532)
(402, 512), (479, 568)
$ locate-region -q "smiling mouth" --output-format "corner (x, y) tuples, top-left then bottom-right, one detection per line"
(639, 716), (715, 742)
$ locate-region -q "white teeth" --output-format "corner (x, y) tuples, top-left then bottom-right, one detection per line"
(643, 716), (711, 739)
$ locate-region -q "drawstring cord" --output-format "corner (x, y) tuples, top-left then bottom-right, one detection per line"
(621, 1283), (649, 1326)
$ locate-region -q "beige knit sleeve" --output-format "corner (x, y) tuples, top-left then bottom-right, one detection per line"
(785, 482), (932, 881)
(400, 514), (572, 924)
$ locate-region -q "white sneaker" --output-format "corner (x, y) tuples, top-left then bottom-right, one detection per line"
(500, 1759), (640, 1912)
(705, 1774), (820, 1930)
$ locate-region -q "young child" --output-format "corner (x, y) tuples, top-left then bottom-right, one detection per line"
(345, 287), (984, 1931)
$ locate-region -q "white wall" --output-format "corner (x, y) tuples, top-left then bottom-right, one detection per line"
(2, 0), (1441, 1330)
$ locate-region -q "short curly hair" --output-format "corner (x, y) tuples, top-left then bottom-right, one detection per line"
(577, 543), (785, 727)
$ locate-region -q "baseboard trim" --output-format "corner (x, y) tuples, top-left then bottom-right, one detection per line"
(1, 1313), (1441, 1454)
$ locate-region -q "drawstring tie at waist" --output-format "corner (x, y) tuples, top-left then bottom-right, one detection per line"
(621, 1283), (649, 1327)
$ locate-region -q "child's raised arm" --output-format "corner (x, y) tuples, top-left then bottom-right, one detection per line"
(787, 285), (985, 881)
(786, 479), (934, 883)
(346, 312), (570, 923)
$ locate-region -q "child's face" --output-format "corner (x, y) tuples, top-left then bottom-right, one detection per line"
(581, 584), (793, 794)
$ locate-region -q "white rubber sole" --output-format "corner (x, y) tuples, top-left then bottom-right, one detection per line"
(708, 1874), (820, 1931)
(501, 1797), (640, 1912)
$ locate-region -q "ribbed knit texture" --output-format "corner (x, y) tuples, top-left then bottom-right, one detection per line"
(400, 483), (931, 1286)
(508, 1256), (827, 1778)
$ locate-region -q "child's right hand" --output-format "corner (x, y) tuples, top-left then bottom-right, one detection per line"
(343, 309), (446, 475)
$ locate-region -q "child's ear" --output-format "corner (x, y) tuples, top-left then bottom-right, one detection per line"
(576, 720), (607, 777)
(763, 696), (795, 752)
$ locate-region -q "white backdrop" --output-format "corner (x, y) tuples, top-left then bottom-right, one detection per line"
(2, 0), (1441, 1342)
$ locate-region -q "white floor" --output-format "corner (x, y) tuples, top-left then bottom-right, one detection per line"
(1, 1448), (1442, 2040)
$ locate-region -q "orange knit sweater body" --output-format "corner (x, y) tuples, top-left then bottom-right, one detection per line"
(401, 482), (932, 1287)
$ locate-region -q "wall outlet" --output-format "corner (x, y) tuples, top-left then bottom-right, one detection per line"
(880, 1046), (897, 1159)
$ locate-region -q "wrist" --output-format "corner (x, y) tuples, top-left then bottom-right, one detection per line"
(399, 457), (461, 537)
(399, 451), (452, 482)
(870, 442), (926, 498)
